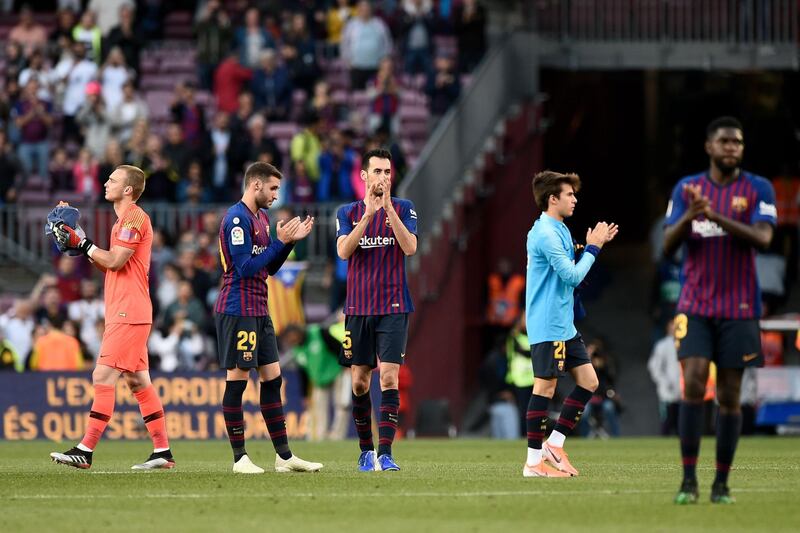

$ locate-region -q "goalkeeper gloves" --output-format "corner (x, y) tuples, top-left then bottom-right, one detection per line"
(53, 222), (97, 257)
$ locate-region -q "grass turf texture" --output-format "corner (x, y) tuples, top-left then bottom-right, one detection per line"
(2, 437), (798, 532)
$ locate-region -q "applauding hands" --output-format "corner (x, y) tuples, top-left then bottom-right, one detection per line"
(277, 215), (315, 243)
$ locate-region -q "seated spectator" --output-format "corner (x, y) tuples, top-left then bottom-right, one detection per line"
(110, 80), (148, 144)
(281, 12), (320, 96)
(54, 41), (97, 144)
(76, 81), (111, 159)
(228, 91), (256, 145)
(214, 51), (254, 113)
(290, 110), (323, 183)
(400, 0), (435, 75)
(48, 8), (77, 61)
(234, 7), (276, 68)
(209, 111), (232, 201)
(195, 0), (233, 90)
(105, 2), (142, 75)
(124, 118), (149, 161)
(0, 332), (21, 372)
(251, 49), (293, 122)
(100, 46), (130, 110)
(289, 160), (315, 204)
(177, 160), (210, 204)
(366, 57), (401, 137)
(28, 322), (84, 371)
(0, 298), (36, 369)
(341, 0), (393, 90)
(18, 49), (53, 103)
(156, 262), (181, 311)
(72, 147), (100, 199)
(325, 0), (356, 56)
(426, 55), (461, 121)
(136, 136), (178, 203)
(55, 254), (85, 303)
(50, 146), (74, 193)
(12, 78), (53, 177)
(229, 113), (282, 177)
(151, 228), (176, 278)
(176, 247), (214, 307)
(163, 280), (208, 335)
(454, 0), (487, 73)
(0, 131), (24, 205)
(170, 80), (208, 151)
(163, 122), (192, 177)
(72, 9), (103, 63)
(10, 4), (47, 58)
(318, 129), (357, 202)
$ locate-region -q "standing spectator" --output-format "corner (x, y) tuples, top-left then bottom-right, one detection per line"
(176, 247), (214, 308)
(163, 280), (208, 335)
(281, 12), (320, 96)
(110, 80), (148, 144)
(341, 0), (393, 90)
(648, 319), (682, 436)
(55, 254), (84, 304)
(318, 129), (357, 202)
(13, 78), (53, 177)
(366, 57), (401, 136)
(0, 131), (24, 205)
(306, 80), (344, 134)
(400, 0), (435, 75)
(10, 4), (47, 58)
(209, 111), (232, 201)
(156, 262), (181, 312)
(453, 0), (487, 73)
(250, 48), (292, 122)
(170, 80), (208, 151)
(18, 49), (54, 103)
(176, 160), (210, 204)
(290, 110), (322, 183)
(76, 81), (111, 160)
(67, 279), (105, 357)
(35, 285), (69, 328)
(234, 7), (276, 68)
(124, 118), (149, 162)
(96, 140), (124, 198)
(134, 137), (178, 203)
(326, 0), (356, 56)
(195, 0), (233, 90)
(0, 298), (36, 369)
(100, 46), (130, 110)
(162, 122), (192, 177)
(72, 10), (103, 63)
(87, 0), (132, 36)
(229, 113), (282, 177)
(426, 55), (461, 122)
(228, 91), (256, 146)
(55, 41), (98, 144)
(72, 147), (100, 199)
(28, 322), (84, 371)
(50, 146), (74, 193)
(105, 2), (143, 75)
(48, 8), (77, 62)
(213, 51), (254, 113)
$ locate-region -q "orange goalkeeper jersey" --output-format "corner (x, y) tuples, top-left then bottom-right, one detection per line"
(104, 203), (153, 325)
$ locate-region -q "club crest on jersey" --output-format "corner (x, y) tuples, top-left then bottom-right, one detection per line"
(731, 196), (748, 212)
(231, 226), (244, 245)
(242, 351), (253, 362)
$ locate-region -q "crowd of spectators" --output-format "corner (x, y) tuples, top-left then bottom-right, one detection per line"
(0, 0), (487, 207)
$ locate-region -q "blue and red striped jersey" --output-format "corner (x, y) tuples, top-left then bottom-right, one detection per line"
(665, 171), (777, 319)
(336, 198), (418, 316)
(214, 201), (293, 317)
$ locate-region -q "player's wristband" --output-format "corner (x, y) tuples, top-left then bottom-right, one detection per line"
(78, 238), (97, 258)
(584, 244), (601, 257)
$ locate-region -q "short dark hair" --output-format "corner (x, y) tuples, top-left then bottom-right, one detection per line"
(706, 116), (743, 139)
(532, 170), (581, 211)
(244, 162), (282, 186)
(361, 148), (392, 171)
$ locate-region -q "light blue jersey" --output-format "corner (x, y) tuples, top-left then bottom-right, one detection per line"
(525, 213), (599, 344)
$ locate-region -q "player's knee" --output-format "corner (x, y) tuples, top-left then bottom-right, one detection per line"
(716, 388), (740, 411)
(683, 377), (706, 401)
(379, 374), (398, 390)
(352, 379), (370, 396)
(582, 375), (600, 393)
(124, 373), (144, 391)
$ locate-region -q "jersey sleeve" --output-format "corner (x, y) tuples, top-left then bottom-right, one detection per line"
(540, 229), (595, 288)
(664, 181), (688, 227)
(336, 204), (353, 238)
(225, 212), (287, 278)
(400, 200), (418, 235)
(752, 177), (778, 226)
(115, 208), (148, 250)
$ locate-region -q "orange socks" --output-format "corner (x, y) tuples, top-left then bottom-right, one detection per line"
(134, 386), (170, 450)
(81, 384), (115, 450)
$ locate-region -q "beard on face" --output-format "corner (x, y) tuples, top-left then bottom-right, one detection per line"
(714, 155), (741, 175)
(373, 183), (384, 197)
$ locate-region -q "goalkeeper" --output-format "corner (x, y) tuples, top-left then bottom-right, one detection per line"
(48, 165), (175, 471)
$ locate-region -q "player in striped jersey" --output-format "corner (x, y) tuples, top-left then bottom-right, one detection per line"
(664, 117), (777, 504)
(214, 162), (322, 474)
(336, 148), (418, 472)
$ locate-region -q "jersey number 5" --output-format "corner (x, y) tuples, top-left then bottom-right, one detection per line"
(237, 331), (257, 352)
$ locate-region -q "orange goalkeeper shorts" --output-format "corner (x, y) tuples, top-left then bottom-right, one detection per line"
(98, 323), (151, 372)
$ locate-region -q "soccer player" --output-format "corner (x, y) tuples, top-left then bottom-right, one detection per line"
(523, 170), (618, 478)
(215, 161), (322, 474)
(336, 148), (417, 472)
(664, 117), (776, 504)
(49, 165), (175, 470)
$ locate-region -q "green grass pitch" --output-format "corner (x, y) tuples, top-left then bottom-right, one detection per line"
(2, 437), (798, 532)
